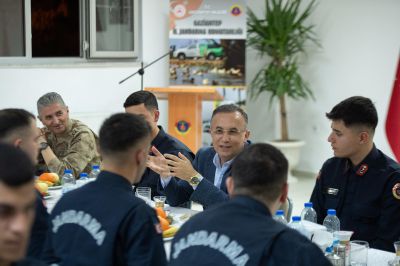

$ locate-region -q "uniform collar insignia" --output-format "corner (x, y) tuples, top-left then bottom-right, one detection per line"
(356, 163), (368, 176)
(392, 183), (400, 200)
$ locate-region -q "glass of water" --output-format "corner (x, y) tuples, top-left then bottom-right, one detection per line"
(135, 187), (151, 204)
(349, 240), (369, 266)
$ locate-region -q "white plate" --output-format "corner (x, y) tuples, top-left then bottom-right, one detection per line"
(44, 195), (53, 200)
(48, 185), (62, 190)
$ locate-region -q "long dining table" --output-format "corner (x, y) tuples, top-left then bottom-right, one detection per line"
(44, 188), (396, 264)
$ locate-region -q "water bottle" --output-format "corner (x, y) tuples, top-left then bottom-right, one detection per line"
(323, 209), (340, 233)
(273, 210), (287, 224)
(76, 172), (89, 187)
(61, 169), (76, 194)
(89, 165), (100, 179)
(301, 202), (317, 223)
(289, 216), (311, 239)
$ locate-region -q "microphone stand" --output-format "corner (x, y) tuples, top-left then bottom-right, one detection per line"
(119, 51), (171, 90)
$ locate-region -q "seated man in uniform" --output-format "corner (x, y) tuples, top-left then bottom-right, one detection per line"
(169, 143), (330, 265)
(124, 91), (194, 199)
(0, 143), (46, 266)
(42, 113), (167, 265)
(310, 96), (400, 252)
(0, 108), (49, 259)
(36, 92), (101, 177)
(148, 104), (251, 209)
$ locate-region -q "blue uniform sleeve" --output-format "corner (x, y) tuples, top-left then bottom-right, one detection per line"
(370, 171), (400, 251)
(120, 205), (167, 266)
(190, 178), (229, 208)
(264, 230), (331, 266)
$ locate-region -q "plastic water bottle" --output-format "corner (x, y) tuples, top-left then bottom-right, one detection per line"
(323, 209), (340, 233)
(301, 202), (317, 223)
(273, 210), (287, 224)
(61, 169), (76, 194)
(89, 165), (100, 179)
(76, 172), (88, 187)
(289, 216), (312, 239)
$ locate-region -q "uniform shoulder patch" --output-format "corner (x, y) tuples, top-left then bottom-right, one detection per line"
(356, 164), (368, 176)
(392, 183), (400, 200)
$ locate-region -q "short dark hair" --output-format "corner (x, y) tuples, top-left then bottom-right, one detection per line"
(99, 113), (151, 156)
(231, 143), (288, 202)
(326, 96), (378, 130)
(0, 108), (35, 140)
(123, 91), (159, 110)
(0, 143), (35, 187)
(211, 104), (248, 125)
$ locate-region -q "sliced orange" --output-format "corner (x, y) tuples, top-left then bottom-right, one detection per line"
(158, 215), (170, 231)
(155, 207), (167, 219)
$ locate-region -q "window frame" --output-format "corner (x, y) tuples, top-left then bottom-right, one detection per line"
(89, 0), (139, 59)
(0, 0), (140, 65)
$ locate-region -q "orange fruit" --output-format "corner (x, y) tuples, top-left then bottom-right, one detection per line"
(155, 207), (167, 219)
(158, 215), (170, 231)
(39, 173), (59, 184)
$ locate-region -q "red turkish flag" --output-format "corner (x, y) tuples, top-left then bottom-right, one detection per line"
(386, 57), (400, 162)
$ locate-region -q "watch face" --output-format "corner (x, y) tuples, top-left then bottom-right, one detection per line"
(190, 176), (200, 185)
(40, 142), (48, 150)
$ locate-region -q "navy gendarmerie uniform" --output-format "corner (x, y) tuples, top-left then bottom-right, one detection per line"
(27, 190), (49, 259)
(135, 126), (194, 199)
(42, 171), (167, 266)
(311, 145), (400, 252)
(169, 196), (330, 266)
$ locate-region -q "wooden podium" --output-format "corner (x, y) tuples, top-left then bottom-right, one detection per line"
(145, 87), (223, 153)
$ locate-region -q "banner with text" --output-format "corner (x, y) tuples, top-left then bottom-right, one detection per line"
(169, 0), (246, 87)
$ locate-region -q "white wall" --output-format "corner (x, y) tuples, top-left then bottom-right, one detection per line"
(246, 0), (400, 173)
(1, 0), (399, 174)
(0, 0), (170, 133)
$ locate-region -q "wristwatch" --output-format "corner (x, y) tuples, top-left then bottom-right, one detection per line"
(189, 174), (201, 186)
(40, 142), (49, 151)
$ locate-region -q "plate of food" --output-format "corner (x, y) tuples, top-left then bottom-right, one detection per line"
(38, 173), (62, 190)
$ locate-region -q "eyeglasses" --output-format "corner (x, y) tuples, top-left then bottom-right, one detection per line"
(211, 128), (247, 136)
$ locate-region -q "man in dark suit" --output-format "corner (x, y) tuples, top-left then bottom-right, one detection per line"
(124, 91), (194, 199)
(148, 104), (250, 209)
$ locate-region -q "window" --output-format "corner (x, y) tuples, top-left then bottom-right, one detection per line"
(0, 0), (139, 62)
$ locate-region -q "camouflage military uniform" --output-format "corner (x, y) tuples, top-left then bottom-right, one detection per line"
(38, 119), (100, 177)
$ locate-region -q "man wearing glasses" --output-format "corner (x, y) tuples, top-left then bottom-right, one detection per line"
(148, 104), (250, 209)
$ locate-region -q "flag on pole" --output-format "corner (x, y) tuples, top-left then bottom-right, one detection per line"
(385, 57), (400, 162)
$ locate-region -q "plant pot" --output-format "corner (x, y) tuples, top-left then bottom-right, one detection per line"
(268, 140), (305, 183)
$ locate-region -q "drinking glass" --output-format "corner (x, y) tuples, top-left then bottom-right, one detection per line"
(135, 187), (151, 204)
(349, 240), (369, 266)
(154, 196), (166, 208)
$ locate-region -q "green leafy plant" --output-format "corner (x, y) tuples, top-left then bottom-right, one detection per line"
(247, 0), (319, 141)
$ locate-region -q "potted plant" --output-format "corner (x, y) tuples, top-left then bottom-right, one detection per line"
(247, 0), (319, 178)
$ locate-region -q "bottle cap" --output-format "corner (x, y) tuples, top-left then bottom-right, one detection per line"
(292, 216), (301, 222)
(327, 209), (336, 215)
(80, 173), (88, 178)
(93, 165), (100, 170)
(304, 202), (313, 208)
(275, 210), (284, 216)
(64, 169), (72, 174)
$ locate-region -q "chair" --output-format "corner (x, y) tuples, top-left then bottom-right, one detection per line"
(279, 197), (293, 223)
